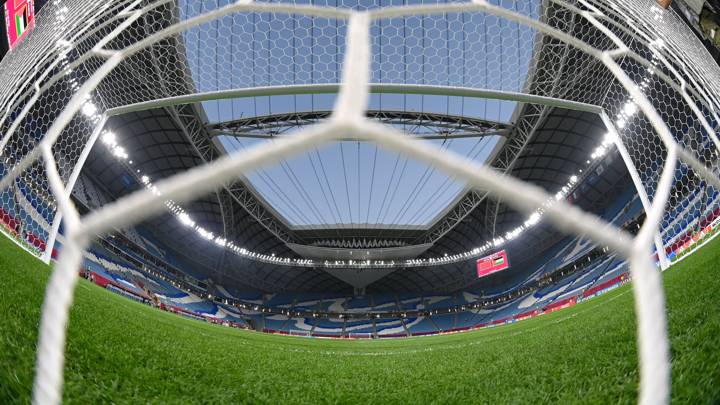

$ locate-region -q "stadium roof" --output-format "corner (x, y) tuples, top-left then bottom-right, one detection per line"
(77, 0), (633, 293)
(82, 98), (631, 293)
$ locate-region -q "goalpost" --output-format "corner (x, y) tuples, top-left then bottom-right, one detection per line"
(0, 0), (718, 404)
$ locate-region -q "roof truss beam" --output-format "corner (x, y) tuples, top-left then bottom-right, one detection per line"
(207, 110), (513, 141)
(166, 103), (299, 245)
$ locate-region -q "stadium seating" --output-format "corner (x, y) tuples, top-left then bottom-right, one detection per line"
(65, 184), (653, 340)
(406, 317), (439, 335)
(344, 296), (372, 313)
(341, 319), (376, 334)
(430, 313), (456, 331)
(375, 318), (409, 337)
(82, 243), (251, 328)
(72, 195), (647, 339)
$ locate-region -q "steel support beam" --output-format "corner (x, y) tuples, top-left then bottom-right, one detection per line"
(104, 84), (602, 118)
(209, 110), (513, 141)
(166, 103), (298, 245)
(138, 13), (299, 249)
(419, 5), (585, 246)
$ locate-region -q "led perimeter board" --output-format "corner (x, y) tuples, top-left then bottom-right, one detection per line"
(476, 250), (509, 278)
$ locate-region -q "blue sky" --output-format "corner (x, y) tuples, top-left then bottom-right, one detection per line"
(179, 0), (539, 227)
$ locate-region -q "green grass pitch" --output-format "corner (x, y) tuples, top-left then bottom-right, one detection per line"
(1, 235), (719, 404)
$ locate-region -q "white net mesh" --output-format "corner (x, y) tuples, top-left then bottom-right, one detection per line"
(0, 0), (719, 404)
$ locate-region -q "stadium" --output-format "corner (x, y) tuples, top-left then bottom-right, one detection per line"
(1, 0), (719, 403)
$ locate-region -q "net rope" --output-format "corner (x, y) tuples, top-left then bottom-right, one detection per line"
(0, 0), (718, 403)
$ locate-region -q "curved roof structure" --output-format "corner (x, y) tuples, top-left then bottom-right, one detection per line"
(74, 0), (634, 293)
(80, 103), (631, 293)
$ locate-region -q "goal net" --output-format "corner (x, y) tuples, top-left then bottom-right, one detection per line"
(0, 0), (718, 404)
